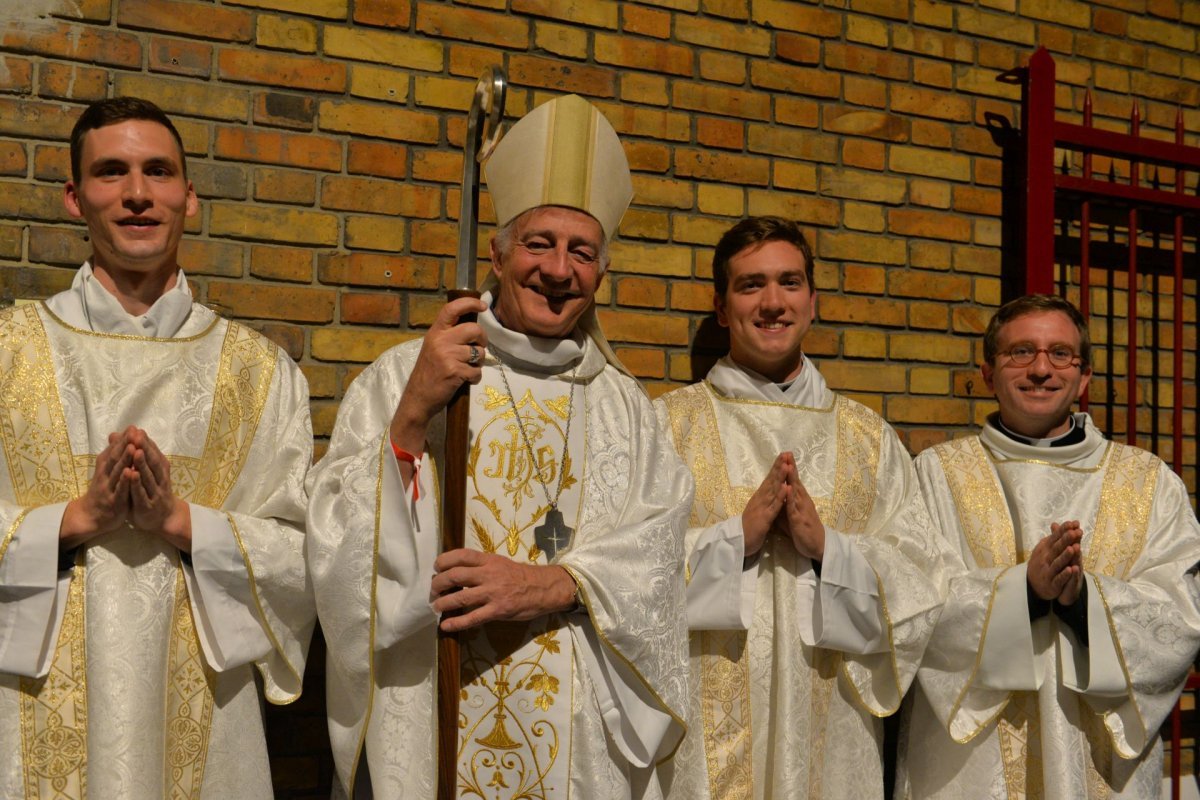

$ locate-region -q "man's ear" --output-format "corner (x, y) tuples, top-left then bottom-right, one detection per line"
(185, 181), (198, 218)
(714, 291), (729, 327)
(1076, 364), (1093, 403)
(981, 359), (995, 393)
(64, 181), (84, 220)
(489, 237), (503, 280)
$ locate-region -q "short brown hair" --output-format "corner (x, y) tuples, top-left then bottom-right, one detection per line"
(983, 294), (1092, 368)
(712, 216), (815, 297)
(70, 97), (187, 183)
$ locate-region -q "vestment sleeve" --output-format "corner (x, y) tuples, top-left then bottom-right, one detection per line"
(1072, 465), (1200, 757)
(833, 429), (947, 717)
(191, 353), (315, 703)
(0, 503), (72, 677)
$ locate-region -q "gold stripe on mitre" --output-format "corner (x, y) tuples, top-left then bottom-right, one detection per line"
(484, 93), (632, 241)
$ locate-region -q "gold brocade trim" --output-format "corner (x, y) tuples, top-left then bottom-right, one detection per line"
(164, 566), (215, 800)
(0, 508), (29, 566)
(947, 568), (1015, 745)
(38, 300), (221, 343)
(934, 437), (1017, 569)
(1081, 696), (1114, 800)
(190, 323), (277, 509)
(0, 305), (77, 508)
(662, 386), (884, 797)
(20, 558), (87, 800)
(1091, 578), (1147, 760)
(1084, 445), (1158, 581)
(996, 692), (1042, 800)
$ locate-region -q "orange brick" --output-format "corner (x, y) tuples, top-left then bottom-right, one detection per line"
(177, 239), (244, 278)
(825, 42), (909, 79)
(886, 396), (970, 424)
(223, 0), (346, 18)
(699, 50), (747, 85)
(842, 264), (886, 294)
(114, 74), (246, 121)
(622, 4), (671, 37)
(513, 0), (619, 28)
(596, 309), (689, 345)
(777, 32), (820, 64)
(342, 292), (402, 325)
(416, 4), (529, 47)
(671, 281), (716, 313)
(303, 364), (339, 399)
(354, 0), (412, 27)
(27, 227), (88, 267)
(252, 92), (316, 130)
(318, 253), (441, 289)
(751, 61), (840, 99)
(118, 0), (252, 41)
(218, 49), (345, 92)
(616, 347), (665, 379)
(892, 208), (974, 242)
(703, 0), (749, 19)
(911, 241), (952, 271)
(448, 43), (499, 78)
(954, 185), (1001, 216)
(909, 302), (948, 330)
(323, 176), (439, 217)
(250, 245), (313, 283)
(345, 215), (407, 252)
(348, 141), (409, 180)
(843, 75), (887, 108)
(820, 295), (906, 327)
(318, 100), (438, 143)
(852, 0), (910, 21)
(149, 37), (213, 78)
(615, 276), (667, 308)
(908, 179), (951, 209)
(675, 148), (770, 185)
(410, 221), (458, 257)
(312, 328), (415, 363)
(774, 161), (818, 191)
(624, 141), (670, 173)
(914, 58), (954, 89)
(411, 150), (457, 183)
(594, 33), (692, 77)
(39, 62), (107, 102)
(675, 15), (770, 55)
(506, 54), (616, 98)
(752, 1), (841, 36)
(0, 58), (32, 94)
(254, 168), (318, 205)
(841, 139), (886, 171)
(776, 96), (820, 128)
(697, 117), (744, 150)
(620, 73), (669, 105)
(207, 281), (334, 323)
(0, 141), (27, 177)
(888, 269), (971, 301)
(594, 102), (690, 141)
(210, 203), (339, 246)
(216, 127), (341, 171)
(3, 20), (142, 68)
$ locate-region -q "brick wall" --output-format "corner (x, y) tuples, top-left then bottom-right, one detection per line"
(2, 0), (1198, 794)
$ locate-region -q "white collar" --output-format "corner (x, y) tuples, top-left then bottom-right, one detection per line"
(706, 354), (831, 407)
(480, 291), (604, 379)
(981, 412), (1107, 465)
(46, 262), (195, 337)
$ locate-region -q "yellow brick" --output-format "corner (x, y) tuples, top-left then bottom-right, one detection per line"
(910, 366), (950, 395)
(890, 145), (972, 181)
(312, 328), (416, 362)
(975, 276), (1001, 305)
(113, 74), (246, 121)
(820, 361), (907, 393)
(697, 184), (744, 217)
(909, 301), (948, 330)
(414, 75), (475, 110)
(974, 218), (1001, 247)
(620, 73), (669, 106)
(609, 242), (693, 277)
(345, 215), (406, 252)
(631, 175), (694, 209)
(819, 231), (906, 265)
(225, 0), (347, 17)
(675, 14), (771, 55)
(674, 215), (729, 246)
(747, 190), (840, 228)
(909, 179), (952, 209)
(302, 364), (338, 398)
(954, 65), (1022, 100)
(887, 395), (970, 425)
(319, 100), (438, 142)
(843, 202), (884, 232)
(596, 309), (690, 345)
(820, 295), (906, 327)
(619, 209), (670, 240)
(1128, 14), (1195, 50)
(324, 27), (444, 71)
(819, 167), (907, 203)
(842, 264), (886, 294)
(699, 50), (747, 84)
(535, 21), (589, 60)
(512, 0), (619, 28)
(349, 64), (410, 103)
(955, 6), (1035, 45)
(256, 14), (317, 52)
(843, 329), (887, 359)
(774, 161), (817, 192)
(210, 203), (338, 246)
(890, 332), (972, 363)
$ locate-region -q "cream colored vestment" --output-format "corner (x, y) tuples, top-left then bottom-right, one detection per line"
(899, 415), (1200, 799)
(655, 356), (946, 800)
(0, 266), (315, 800)
(307, 304), (692, 799)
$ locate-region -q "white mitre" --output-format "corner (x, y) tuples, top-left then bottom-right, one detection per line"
(481, 93), (638, 381)
(484, 93), (632, 242)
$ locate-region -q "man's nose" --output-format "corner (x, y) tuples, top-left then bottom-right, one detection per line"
(540, 245), (572, 281)
(122, 172), (150, 206)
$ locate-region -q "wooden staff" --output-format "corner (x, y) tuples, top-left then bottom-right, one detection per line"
(437, 65), (506, 800)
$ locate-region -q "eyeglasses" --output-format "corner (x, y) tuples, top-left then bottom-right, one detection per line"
(998, 343), (1081, 369)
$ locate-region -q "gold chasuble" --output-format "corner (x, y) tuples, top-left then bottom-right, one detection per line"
(307, 324), (691, 800)
(0, 302), (313, 800)
(901, 418), (1200, 800)
(657, 377), (944, 800)
(457, 376), (583, 798)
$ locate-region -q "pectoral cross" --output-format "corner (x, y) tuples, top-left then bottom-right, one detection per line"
(535, 507), (573, 562)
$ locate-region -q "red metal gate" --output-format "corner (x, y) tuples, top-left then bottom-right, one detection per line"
(1019, 46), (1199, 798)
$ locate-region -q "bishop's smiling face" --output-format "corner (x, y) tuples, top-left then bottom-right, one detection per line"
(490, 205), (604, 339)
(715, 239), (817, 383)
(983, 310), (1092, 438)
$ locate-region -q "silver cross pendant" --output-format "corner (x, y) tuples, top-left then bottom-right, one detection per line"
(535, 507), (573, 562)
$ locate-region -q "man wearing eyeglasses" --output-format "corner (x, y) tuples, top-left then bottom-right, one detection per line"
(898, 294), (1200, 798)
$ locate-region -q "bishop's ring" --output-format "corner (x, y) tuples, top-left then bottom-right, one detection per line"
(467, 345), (481, 366)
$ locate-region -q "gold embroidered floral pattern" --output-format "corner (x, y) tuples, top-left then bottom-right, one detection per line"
(934, 437), (1017, 569)
(164, 568), (215, 799)
(996, 692), (1043, 800)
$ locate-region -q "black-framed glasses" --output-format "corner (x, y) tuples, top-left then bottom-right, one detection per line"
(998, 343), (1081, 369)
